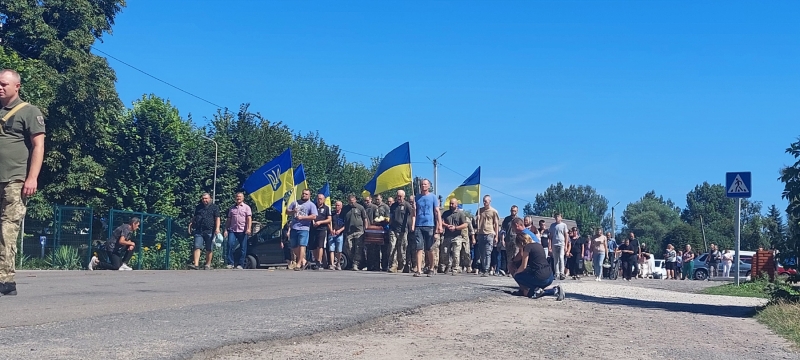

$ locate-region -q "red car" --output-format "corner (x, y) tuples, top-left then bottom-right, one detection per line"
(778, 264), (798, 276)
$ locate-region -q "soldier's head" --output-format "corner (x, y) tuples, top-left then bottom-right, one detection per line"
(363, 195), (372, 205)
(449, 198), (459, 211)
(375, 194), (383, 205)
(510, 205), (518, 217)
(347, 194), (357, 205)
(396, 189), (406, 201)
(0, 69), (21, 105)
(482, 195), (491, 208)
(387, 196), (394, 206)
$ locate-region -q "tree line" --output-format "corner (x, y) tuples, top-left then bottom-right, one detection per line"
(1, 1), (798, 263)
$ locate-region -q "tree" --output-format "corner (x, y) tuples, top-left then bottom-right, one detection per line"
(681, 182), (737, 251)
(765, 205), (786, 250)
(621, 191), (681, 250)
(523, 183), (608, 232)
(105, 95), (193, 217)
(780, 137), (800, 263)
(663, 222), (703, 253)
(0, 1), (127, 219)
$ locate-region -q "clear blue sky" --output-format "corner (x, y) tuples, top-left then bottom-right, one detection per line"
(95, 0), (798, 225)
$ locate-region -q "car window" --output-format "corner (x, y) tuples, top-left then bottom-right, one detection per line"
(698, 254), (707, 262)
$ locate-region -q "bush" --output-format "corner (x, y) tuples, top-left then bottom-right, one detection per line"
(16, 253), (51, 270)
(46, 245), (82, 270)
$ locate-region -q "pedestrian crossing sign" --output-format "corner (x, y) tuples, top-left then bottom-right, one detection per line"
(726, 172), (751, 198)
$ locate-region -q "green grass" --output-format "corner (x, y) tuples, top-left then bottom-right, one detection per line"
(757, 301), (800, 348)
(700, 280), (770, 298)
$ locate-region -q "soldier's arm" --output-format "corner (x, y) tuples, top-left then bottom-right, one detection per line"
(23, 133), (44, 197)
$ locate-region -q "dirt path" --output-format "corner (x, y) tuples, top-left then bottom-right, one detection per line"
(207, 279), (797, 360)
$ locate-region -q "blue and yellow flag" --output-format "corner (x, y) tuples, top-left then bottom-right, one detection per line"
(293, 164), (308, 201)
(445, 166), (481, 206)
(272, 199), (289, 227)
(363, 142), (412, 196)
(243, 148), (294, 212)
(319, 181), (332, 208)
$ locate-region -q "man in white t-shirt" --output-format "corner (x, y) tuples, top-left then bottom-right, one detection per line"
(549, 212), (569, 280)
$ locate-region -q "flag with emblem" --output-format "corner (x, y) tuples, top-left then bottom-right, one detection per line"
(243, 148), (294, 212)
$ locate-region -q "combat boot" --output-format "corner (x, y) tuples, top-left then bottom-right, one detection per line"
(0, 282), (17, 296)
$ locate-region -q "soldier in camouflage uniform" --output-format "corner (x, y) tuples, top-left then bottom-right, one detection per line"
(0, 69), (46, 296)
(461, 215), (475, 273)
(442, 198), (468, 275)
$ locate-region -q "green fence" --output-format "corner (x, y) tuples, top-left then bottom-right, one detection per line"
(107, 210), (173, 270)
(52, 206), (94, 266)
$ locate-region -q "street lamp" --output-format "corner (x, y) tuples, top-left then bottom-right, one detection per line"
(611, 201), (620, 236)
(200, 135), (218, 203)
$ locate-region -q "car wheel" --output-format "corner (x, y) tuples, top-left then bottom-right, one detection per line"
(694, 269), (708, 281)
(245, 255), (258, 269)
(339, 253), (350, 270)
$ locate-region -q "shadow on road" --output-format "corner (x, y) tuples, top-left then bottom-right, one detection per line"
(566, 292), (759, 318)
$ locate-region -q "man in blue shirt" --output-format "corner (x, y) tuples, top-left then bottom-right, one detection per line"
(413, 179), (442, 277)
(606, 231), (618, 275)
(287, 189), (318, 271)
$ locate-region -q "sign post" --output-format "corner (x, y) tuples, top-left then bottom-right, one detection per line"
(726, 172), (751, 286)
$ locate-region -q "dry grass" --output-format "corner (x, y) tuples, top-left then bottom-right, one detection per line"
(757, 301), (800, 348)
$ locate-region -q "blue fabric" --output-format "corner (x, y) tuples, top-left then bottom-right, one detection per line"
(521, 228), (540, 243)
(328, 234), (343, 252)
(513, 271), (556, 297)
(289, 230), (310, 248)
(414, 193), (438, 227)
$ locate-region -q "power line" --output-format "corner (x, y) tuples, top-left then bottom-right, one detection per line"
(438, 162), (535, 204)
(91, 46), (226, 109)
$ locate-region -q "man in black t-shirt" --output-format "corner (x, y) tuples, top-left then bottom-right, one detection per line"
(311, 193), (332, 267)
(188, 193), (221, 270)
(94, 217), (140, 271)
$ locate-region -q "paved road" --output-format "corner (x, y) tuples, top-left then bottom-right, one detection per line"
(1, 270), (510, 360)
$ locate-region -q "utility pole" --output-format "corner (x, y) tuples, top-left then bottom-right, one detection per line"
(611, 201), (620, 237)
(426, 152), (447, 197)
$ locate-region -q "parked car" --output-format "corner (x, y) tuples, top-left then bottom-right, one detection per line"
(778, 263), (798, 277)
(245, 221), (350, 269)
(652, 259), (667, 279)
(693, 253), (751, 280)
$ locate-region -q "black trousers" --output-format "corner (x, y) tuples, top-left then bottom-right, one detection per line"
(622, 257), (637, 280)
(97, 250), (133, 270)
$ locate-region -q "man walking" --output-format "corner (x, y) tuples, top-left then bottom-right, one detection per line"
(93, 217), (140, 271)
(287, 189), (318, 271)
(371, 194), (390, 270)
(362, 195), (380, 270)
(413, 179), (441, 277)
(188, 193), (221, 270)
(549, 212), (569, 280)
(312, 193), (332, 267)
(386, 190), (413, 273)
(442, 198), (468, 275)
(500, 205), (520, 276)
(328, 201), (345, 270)
(476, 195), (500, 277)
(343, 194), (368, 270)
(0, 69), (46, 296)
(224, 192), (252, 269)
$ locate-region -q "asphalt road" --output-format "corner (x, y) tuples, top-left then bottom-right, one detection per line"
(0, 269), (511, 360)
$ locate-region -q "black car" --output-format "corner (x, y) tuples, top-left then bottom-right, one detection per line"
(244, 222), (349, 269)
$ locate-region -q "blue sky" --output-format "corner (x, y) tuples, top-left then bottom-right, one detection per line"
(95, 1), (798, 225)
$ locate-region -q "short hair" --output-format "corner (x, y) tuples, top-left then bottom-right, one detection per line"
(335, 200), (343, 206)
(511, 205), (518, 210)
(554, 211), (562, 217)
(129, 217), (141, 225)
(512, 218), (524, 226)
(375, 194), (382, 199)
(571, 227), (578, 232)
(302, 189), (311, 195)
(347, 193), (356, 200)
(539, 219), (546, 224)
(483, 195), (491, 200)
(235, 192), (244, 197)
(0, 69), (21, 83)
(202, 192), (211, 198)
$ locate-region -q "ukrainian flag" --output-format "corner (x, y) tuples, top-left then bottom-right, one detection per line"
(243, 148), (294, 212)
(319, 182), (332, 208)
(273, 199), (289, 227)
(363, 142), (412, 196)
(293, 164), (308, 201)
(445, 167), (481, 206)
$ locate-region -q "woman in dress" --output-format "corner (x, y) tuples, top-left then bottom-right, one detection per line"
(567, 227), (584, 280)
(722, 249), (734, 278)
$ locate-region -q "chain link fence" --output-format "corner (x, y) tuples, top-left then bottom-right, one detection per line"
(106, 210), (174, 270)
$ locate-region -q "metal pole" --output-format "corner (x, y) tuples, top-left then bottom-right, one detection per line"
(735, 198), (741, 286)
(700, 215), (708, 254)
(433, 158), (438, 197)
(201, 136), (218, 203)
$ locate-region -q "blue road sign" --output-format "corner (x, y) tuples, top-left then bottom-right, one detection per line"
(726, 172), (751, 198)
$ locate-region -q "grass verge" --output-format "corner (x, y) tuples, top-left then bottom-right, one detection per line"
(756, 301), (800, 348)
(699, 280), (770, 298)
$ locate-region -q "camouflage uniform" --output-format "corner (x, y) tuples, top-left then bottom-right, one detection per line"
(461, 221), (475, 272)
(0, 97), (46, 290)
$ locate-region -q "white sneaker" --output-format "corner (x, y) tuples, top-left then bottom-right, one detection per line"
(235, 265), (243, 269)
(120, 263), (133, 271)
(226, 265), (234, 269)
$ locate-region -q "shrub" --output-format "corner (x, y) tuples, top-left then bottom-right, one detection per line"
(47, 246), (81, 270)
